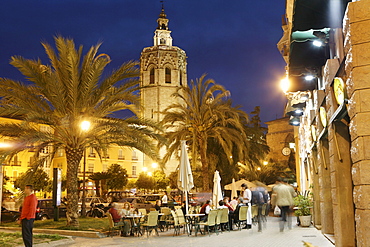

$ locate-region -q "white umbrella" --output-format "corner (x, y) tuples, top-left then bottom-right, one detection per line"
(231, 178), (238, 200)
(212, 170), (223, 208)
(178, 140), (194, 215)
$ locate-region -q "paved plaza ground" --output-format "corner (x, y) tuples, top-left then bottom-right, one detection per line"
(47, 216), (334, 247)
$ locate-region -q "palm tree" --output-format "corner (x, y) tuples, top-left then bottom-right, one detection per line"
(161, 75), (250, 191)
(0, 36), (164, 226)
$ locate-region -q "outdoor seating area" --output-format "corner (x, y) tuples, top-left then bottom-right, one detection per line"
(105, 203), (269, 238)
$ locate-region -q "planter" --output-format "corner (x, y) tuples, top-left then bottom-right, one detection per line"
(299, 215), (312, 227)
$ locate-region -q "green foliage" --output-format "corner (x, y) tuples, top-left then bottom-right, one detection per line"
(0, 232), (66, 247)
(106, 164), (128, 190)
(14, 168), (51, 192)
(294, 194), (313, 216)
(0, 36), (165, 226)
(161, 75), (250, 191)
(125, 179), (137, 189)
(152, 170), (169, 190)
(239, 158), (296, 185)
(168, 171), (178, 189)
(135, 172), (155, 191)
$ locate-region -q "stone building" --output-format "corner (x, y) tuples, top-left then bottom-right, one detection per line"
(279, 0), (370, 246)
(140, 6), (188, 174)
(265, 117), (295, 164)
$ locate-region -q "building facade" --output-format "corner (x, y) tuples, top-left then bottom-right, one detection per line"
(279, 0), (370, 246)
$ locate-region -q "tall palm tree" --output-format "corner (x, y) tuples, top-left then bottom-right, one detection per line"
(161, 75), (250, 191)
(0, 36), (164, 226)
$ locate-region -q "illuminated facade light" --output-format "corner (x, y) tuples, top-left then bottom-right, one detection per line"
(305, 75), (315, 81)
(313, 40), (323, 47)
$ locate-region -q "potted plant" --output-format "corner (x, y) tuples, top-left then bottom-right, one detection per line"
(294, 193), (313, 227)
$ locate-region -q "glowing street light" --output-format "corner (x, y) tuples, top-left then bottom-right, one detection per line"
(151, 163), (158, 169)
(142, 167), (148, 172)
(147, 172), (153, 176)
(280, 77), (290, 93)
(263, 161), (268, 166)
(257, 167), (261, 171)
(80, 120), (91, 132)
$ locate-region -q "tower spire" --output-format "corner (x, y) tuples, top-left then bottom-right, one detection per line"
(159, 1), (166, 18)
(154, 1), (172, 46)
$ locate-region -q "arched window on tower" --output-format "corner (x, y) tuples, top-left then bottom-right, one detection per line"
(179, 72), (183, 86)
(165, 68), (171, 83)
(150, 68), (155, 84)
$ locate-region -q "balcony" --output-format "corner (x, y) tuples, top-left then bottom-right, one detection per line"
(88, 153), (96, 158)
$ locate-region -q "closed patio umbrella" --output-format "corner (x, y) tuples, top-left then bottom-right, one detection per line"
(231, 178), (238, 200)
(212, 170), (223, 207)
(178, 140), (194, 215)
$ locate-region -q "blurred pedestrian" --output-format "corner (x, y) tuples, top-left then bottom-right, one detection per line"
(19, 185), (38, 247)
(273, 177), (296, 232)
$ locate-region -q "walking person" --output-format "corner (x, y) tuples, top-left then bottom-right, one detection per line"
(241, 183), (252, 229)
(273, 177), (296, 232)
(19, 185), (38, 247)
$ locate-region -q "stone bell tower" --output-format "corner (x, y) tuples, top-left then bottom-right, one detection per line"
(140, 5), (187, 122)
(140, 5), (187, 174)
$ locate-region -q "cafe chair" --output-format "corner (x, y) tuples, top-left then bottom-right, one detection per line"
(106, 212), (122, 237)
(141, 211), (159, 237)
(198, 209), (217, 236)
(220, 208), (230, 232)
(236, 206), (248, 230)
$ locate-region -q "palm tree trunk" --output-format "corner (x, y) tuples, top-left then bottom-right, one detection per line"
(198, 138), (210, 191)
(94, 180), (101, 197)
(65, 147), (83, 227)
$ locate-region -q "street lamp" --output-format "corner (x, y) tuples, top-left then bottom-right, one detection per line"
(80, 120), (90, 217)
(263, 161), (268, 166)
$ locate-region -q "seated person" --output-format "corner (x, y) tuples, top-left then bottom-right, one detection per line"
(233, 197), (246, 224)
(223, 197), (235, 212)
(199, 200), (211, 221)
(108, 203), (127, 236)
(154, 200), (162, 211)
(218, 200), (233, 230)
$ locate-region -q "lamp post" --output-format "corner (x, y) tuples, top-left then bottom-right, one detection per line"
(80, 120), (90, 217)
(0, 142), (12, 223)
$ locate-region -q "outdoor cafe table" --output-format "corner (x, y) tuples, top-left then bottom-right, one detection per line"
(122, 215), (145, 236)
(185, 213), (205, 236)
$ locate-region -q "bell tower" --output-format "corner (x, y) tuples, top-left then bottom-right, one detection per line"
(140, 5), (187, 122)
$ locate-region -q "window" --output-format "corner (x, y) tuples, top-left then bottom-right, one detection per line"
(180, 72), (183, 86)
(12, 155), (20, 166)
(165, 68), (171, 83)
(57, 148), (63, 157)
(88, 147), (96, 157)
(150, 68), (155, 84)
(103, 163), (107, 171)
(28, 156), (35, 167)
(132, 150), (138, 160)
(132, 166), (136, 176)
(118, 149), (124, 160)
(88, 163), (94, 173)
(13, 171), (18, 179)
(56, 163), (63, 169)
(151, 109), (154, 119)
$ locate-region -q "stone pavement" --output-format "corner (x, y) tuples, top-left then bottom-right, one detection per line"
(56, 216), (334, 247)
